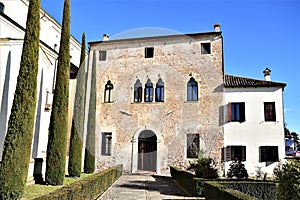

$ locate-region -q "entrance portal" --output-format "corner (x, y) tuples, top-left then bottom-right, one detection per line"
(138, 130), (157, 171)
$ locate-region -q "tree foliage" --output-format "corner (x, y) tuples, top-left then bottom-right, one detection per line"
(187, 157), (218, 179)
(45, 0), (70, 185)
(274, 160), (300, 199)
(83, 50), (96, 173)
(227, 160), (248, 179)
(0, 0), (40, 198)
(68, 33), (86, 177)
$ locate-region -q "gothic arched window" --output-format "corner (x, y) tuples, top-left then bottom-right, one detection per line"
(134, 79), (142, 103)
(104, 80), (113, 103)
(144, 79), (153, 102)
(187, 77), (198, 101)
(155, 78), (164, 102)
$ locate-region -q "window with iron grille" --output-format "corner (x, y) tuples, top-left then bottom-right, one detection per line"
(187, 134), (200, 158)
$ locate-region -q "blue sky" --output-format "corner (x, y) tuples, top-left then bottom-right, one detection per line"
(41, 0), (300, 133)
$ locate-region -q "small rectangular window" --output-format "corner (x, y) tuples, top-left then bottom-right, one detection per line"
(187, 134), (200, 158)
(99, 50), (107, 61)
(225, 146), (246, 161)
(260, 146), (278, 162)
(264, 102), (276, 121)
(228, 102), (245, 122)
(101, 132), (112, 156)
(145, 47), (154, 58)
(201, 43), (211, 54)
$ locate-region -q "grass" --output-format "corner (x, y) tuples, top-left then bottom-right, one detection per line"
(22, 173), (94, 199)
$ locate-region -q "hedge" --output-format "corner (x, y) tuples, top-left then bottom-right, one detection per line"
(204, 182), (257, 200)
(170, 166), (276, 199)
(35, 164), (123, 200)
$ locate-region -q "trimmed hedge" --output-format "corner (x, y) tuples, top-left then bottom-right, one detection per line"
(204, 182), (257, 200)
(222, 181), (276, 200)
(170, 166), (276, 199)
(34, 164), (123, 200)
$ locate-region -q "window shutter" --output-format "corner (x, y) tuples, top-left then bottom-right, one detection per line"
(242, 146), (246, 161)
(226, 146), (232, 161)
(260, 146), (267, 162)
(228, 103), (232, 122)
(221, 147), (225, 162)
(240, 102), (245, 122)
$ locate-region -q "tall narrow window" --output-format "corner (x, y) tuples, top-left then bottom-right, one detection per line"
(187, 77), (198, 101)
(104, 80), (113, 103)
(101, 132), (112, 156)
(99, 50), (107, 61)
(187, 134), (200, 158)
(264, 102), (276, 121)
(145, 47), (154, 58)
(155, 78), (164, 102)
(144, 79), (153, 102)
(201, 43), (211, 54)
(228, 102), (245, 122)
(134, 79), (142, 103)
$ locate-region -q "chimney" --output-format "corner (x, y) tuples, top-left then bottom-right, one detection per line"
(263, 67), (271, 81)
(102, 33), (109, 41)
(214, 23), (220, 32)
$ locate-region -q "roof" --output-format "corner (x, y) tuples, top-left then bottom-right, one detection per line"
(224, 74), (286, 88)
(89, 31), (222, 46)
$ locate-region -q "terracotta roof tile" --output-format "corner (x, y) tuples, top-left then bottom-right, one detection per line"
(224, 74), (286, 88)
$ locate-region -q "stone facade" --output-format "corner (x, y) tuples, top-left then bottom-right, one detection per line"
(88, 30), (224, 175)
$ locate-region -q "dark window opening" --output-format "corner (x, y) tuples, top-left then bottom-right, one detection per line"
(260, 146), (278, 162)
(104, 80), (113, 103)
(264, 102), (276, 121)
(225, 146), (246, 161)
(145, 47), (154, 58)
(155, 78), (164, 102)
(99, 50), (107, 61)
(187, 77), (198, 101)
(228, 102), (245, 122)
(134, 79), (143, 103)
(101, 132), (112, 156)
(201, 43), (211, 54)
(187, 134), (200, 158)
(144, 79), (153, 102)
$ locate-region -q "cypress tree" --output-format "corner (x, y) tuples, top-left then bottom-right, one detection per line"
(45, 0), (70, 185)
(0, 0), (40, 199)
(83, 50), (96, 173)
(68, 33), (86, 177)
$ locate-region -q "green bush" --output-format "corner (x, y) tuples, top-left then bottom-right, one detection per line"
(222, 181), (276, 200)
(227, 160), (248, 179)
(45, 0), (71, 185)
(187, 158), (218, 179)
(274, 160), (300, 200)
(34, 165), (123, 200)
(204, 182), (257, 200)
(0, 0), (40, 199)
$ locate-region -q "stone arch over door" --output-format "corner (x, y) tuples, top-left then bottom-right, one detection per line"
(137, 130), (157, 171)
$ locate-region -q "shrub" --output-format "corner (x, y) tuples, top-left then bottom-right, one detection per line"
(187, 158), (218, 179)
(274, 160), (300, 200)
(227, 160), (248, 179)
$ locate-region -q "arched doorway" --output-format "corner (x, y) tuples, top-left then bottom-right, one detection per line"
(138, 130), (157, 171)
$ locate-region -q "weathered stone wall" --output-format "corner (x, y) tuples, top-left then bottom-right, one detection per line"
(89, 33), (224, 175)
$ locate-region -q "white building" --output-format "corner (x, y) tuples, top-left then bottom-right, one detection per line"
(223, 68), (286, 176)
(0, 0), (82, 183)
